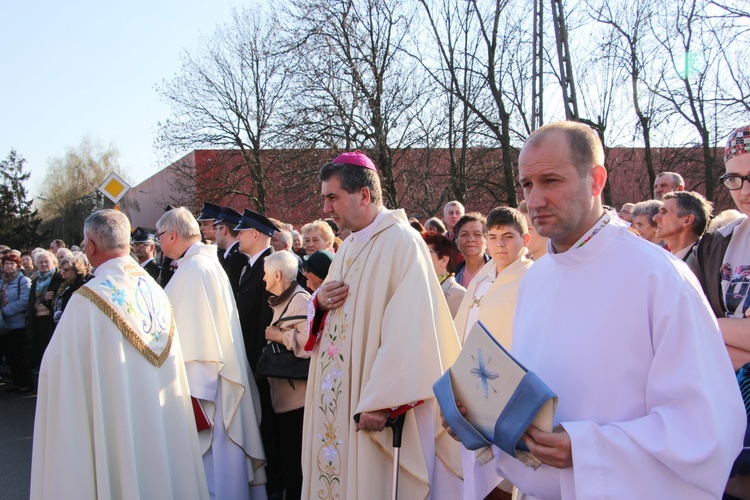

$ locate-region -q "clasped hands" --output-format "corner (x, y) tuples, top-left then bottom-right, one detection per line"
(441, 400), (573, 469)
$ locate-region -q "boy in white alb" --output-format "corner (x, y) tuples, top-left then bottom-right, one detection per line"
(452, 207), (533, 498)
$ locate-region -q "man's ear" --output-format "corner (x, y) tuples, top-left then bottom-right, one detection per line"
(86, 238), (97, 257)
(360, 187), (371, 206)
(591, 165), (607, 196)
(522, 233), (531, 247)
(683, 213), (695, 228)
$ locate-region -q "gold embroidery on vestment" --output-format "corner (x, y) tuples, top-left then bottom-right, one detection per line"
(77, 286), (174, 367)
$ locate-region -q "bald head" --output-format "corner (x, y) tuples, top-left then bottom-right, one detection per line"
(524, 121), (605, 178)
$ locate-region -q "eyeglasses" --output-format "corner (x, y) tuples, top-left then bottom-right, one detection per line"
(61, 267), (72, 272)
(154, 230), (168, 242)
(720, 174), (750, 190)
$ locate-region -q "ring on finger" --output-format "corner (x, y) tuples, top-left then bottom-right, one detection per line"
(327, 297), (333, 304)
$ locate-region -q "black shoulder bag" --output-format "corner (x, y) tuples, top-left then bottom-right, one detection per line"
(255, 292), (310, 380)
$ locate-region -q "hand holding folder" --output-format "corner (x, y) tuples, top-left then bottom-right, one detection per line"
(434, 321), (557, 466)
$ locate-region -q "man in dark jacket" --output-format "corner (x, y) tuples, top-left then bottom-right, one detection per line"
(130, 227), (160, 282)
(234, 208), (283, 499)
(213, 207), (247, 295)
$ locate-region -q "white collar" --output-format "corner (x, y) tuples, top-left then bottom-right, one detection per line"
(350, 207), (389, 243)
(224, 240), (239, 259)
(248, 246), (272, 267)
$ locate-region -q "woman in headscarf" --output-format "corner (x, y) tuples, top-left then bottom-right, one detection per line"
(300, 250), (334, 292)
(27, 250), (63, 369)
(0, 253), (32, 393)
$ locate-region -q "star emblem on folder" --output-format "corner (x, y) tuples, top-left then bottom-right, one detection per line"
(470, 348), (499, 399)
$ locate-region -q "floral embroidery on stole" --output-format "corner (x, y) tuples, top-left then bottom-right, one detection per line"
(77, 264), (174, 367)
(312, 249), (362, 499)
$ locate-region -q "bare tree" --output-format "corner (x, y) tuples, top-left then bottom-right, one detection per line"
(37, 137), (121, 243)
(707, 1), (750, 115)
(283, 0), (431, 208)
(412, 0), (487, 207)
(157, 8), (292, 213)
(649, 0), (726, 200)
(416, 0), (536, 208)
(708, 0), (750, 20)
(586, 0), (665, 200)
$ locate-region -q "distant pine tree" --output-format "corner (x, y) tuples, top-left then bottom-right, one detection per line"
(0, 149), (43, 249)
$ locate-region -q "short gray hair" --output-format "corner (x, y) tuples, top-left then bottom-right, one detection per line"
(56, 248), (73, 261)
(277, 229), (293, 249)
(424, 217), (447, 234)
(84, 210), (131, 252)
(662, 191), (713, 236)
(264, 251), (298, 282)
(443, 201), (465, 216)
(631, 200), (662, 227)
(656, 172), (685, 188)
(34, 249), (58, 268)
(60, 255), (88, 277)
(156, 207), (201, 240)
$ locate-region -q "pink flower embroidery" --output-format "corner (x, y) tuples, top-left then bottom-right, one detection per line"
(326, 343), (340, 358)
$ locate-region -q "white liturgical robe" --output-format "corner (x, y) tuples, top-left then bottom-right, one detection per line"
(492, 215), (746, 498)
(167, 242), (266, 500)
(31, 256), (208, 500)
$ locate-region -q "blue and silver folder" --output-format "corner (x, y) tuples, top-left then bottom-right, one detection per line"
(434, 320), (557, 461)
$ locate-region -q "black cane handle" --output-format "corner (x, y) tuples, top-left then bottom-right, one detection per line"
(389, 413), (406, 448)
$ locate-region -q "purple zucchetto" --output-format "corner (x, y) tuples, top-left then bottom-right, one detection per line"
(332, 150), (377, 171)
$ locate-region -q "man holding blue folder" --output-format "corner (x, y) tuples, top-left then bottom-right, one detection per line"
(445, 121), (745, 498)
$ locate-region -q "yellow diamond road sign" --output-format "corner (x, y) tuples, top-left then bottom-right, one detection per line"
(98, 172), (130, 204)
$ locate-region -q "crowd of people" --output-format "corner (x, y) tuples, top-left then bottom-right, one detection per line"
(3, 121), (749, 499)
(0, 243), (92, 394)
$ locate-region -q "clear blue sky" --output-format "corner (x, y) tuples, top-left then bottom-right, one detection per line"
(0, 0), (243, 194)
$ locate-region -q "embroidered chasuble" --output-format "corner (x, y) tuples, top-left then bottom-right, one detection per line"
(301, 209), (462, 499)
(31, 256), (208, 500)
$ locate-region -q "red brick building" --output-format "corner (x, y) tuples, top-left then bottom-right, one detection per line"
(121, 146), (731, 230)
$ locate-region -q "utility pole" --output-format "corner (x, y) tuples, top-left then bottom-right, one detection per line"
(550, 0), (580, 121)
(531, 0), (544, 131)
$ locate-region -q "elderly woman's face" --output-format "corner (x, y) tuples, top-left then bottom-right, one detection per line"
(60, 261), (76, 279)
(263, 266), (284, 294)
(304, 271), (324, 292)
(304, 229), (329, 255)
(37, 255), (53, 273)
(3, 261), (18, 274)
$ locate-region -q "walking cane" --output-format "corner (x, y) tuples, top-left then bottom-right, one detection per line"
(353, 412), (408, 500)
(387, 413), (407, 500)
